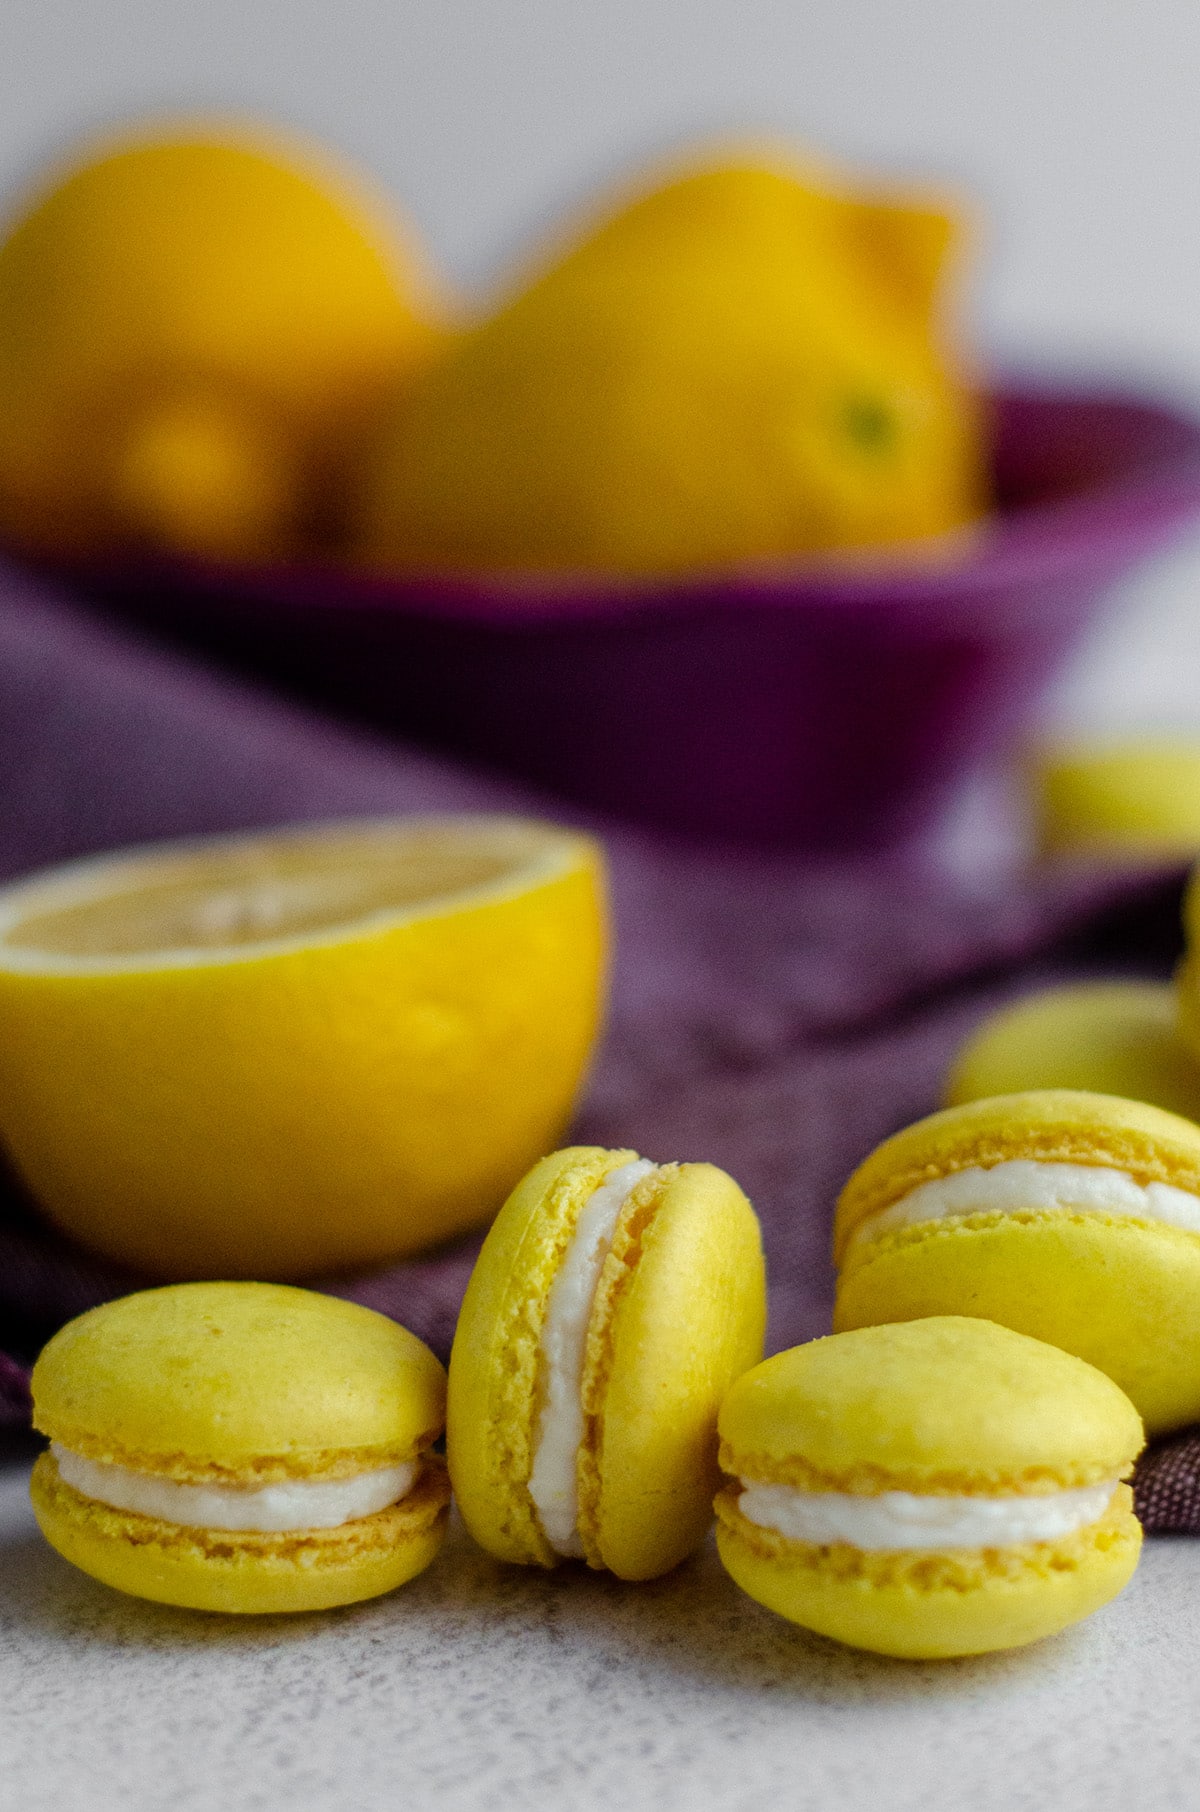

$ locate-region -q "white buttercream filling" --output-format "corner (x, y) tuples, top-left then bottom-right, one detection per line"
(51, 1444), (418, 1532)
(737, 1479), (1119, 1550)
(527, 1158), (658, 1557)
(848, 1159), (1200, 1259)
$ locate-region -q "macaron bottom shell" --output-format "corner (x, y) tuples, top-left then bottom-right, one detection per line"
(31, 1452), (450, 1613)
(714, 1484), (1142, 1659)
(834, 1213), (1200, 1436)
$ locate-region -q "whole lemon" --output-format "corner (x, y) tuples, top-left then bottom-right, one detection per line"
(356, 151), (987, 575)
(0, 817), (606, 1279)
(0, 124), (443, 562)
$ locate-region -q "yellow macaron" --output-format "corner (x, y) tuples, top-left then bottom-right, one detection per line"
(833, 1089), (1200, 1434)
(1035, 739), (1200, 857)
(447, 1145), (766, 1580)
(715, 1317), (1143, 1659)
(1169, 870), (1200, 1072)
(30, 1283), (449, 1613)
(945, 982), (1200, 1122)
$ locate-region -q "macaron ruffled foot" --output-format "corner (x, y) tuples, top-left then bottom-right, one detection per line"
(833, 1089), (1200, 1434)
(714, 1317), (1144, 1659)
(30, 1283), (450, 1613)
(447, 1145), (766, 1579)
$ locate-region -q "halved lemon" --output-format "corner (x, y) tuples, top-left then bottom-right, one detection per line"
(0, 817), (607, 1279)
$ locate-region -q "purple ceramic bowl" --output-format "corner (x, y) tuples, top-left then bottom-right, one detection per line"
(62, 382), (1200, 849)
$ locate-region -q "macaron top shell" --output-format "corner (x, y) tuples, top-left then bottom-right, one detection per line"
(719, 1317), (1144, 1495)
(834, 1089), (1200, 1266)
(33, 1282), (446, 1481)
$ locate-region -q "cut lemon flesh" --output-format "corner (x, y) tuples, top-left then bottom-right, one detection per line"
(0, 819), (587, 962)
(0, 817), (607, 1278)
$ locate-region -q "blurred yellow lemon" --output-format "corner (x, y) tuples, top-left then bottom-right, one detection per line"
(356, 150), (987, 575)
(0, 818), (606, 1278)
(0, 125), (444, 562)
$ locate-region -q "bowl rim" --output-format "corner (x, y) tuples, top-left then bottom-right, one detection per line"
(36, 376), (1200, 632)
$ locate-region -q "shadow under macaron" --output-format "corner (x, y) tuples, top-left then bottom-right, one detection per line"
(0, 1490), (1111, 1697)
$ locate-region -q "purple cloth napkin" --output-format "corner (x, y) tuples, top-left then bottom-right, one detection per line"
(0, 559), (1192, 1530)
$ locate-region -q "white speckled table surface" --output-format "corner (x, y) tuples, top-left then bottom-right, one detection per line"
(2, 1461), (1198, 1812)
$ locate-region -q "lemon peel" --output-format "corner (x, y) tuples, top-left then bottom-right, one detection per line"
(0, 125), (445, 561)
(0, 816), (606, 1277)
(357, 151), (986, 575)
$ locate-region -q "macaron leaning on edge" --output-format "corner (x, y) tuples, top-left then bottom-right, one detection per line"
(447, 1145), (767, 1580)
(715, 1317), (1144, 1659)
(31, 1283), (450, 1612)
(833, 1089), (1200, 1434)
